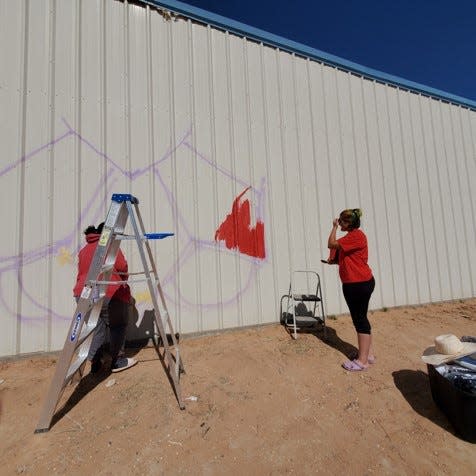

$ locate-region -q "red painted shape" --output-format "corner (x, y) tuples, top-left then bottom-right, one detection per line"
(215, 187), (265, 259)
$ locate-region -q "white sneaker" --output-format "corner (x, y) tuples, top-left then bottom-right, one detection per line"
(111, 357), (137, 373)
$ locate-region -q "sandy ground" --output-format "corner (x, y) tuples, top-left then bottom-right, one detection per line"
(1, 299), (475, 475)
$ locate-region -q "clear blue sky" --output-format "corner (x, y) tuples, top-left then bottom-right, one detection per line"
(182, 0), (476, 102)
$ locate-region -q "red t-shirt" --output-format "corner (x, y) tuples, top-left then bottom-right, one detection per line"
(73, 234), (131, 303)
(337, 229), (373, 283)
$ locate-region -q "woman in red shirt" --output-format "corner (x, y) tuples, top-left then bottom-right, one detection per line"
(327, 209), (375, 371)
(73, 223), (136, 373)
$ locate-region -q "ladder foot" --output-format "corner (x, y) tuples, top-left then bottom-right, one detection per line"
(34, 428), (50, 434)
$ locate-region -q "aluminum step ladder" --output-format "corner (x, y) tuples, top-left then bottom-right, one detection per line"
(35, 193), (185, 433)
(280, 270), (326, 339)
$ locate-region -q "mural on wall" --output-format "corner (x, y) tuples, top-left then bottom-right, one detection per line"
(215, 186), (266, 259)
(0, 118), (267, 335)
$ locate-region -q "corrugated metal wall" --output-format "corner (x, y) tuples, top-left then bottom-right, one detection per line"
(1, 0), (475, 357)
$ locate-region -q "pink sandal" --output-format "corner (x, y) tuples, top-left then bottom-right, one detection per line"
(350, 353), (376, 365)
(342, 359), (368, 372)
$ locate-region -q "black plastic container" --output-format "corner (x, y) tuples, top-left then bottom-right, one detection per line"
(427, 364), (476, 443)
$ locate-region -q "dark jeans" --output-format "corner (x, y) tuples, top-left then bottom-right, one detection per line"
(86, 297), (129, 365)
(342, 277), (375, 335)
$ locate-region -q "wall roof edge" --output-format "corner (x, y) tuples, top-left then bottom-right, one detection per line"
(139, 0), (476, 111)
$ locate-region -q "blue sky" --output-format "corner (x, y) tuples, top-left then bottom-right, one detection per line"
(181, 0), (476, 102)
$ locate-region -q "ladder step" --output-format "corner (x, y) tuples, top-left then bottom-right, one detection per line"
(144, 233), (174, 240)
(285, 315), (324, 326)
(292, 294), (321, 301)
(111, 193), (138, 204)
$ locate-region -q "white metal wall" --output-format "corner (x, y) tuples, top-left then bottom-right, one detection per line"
(1, 0), (475, 357)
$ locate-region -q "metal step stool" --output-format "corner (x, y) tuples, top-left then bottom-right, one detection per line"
(280, 270), (326, 339)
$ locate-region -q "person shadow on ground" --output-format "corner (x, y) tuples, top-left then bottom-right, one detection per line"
(299, 323), (357, 361)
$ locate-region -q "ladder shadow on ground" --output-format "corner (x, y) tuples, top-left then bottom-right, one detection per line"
(392, 369), (454, 434)
(50, 371), (110, 429)
(128, 308), (185, 408)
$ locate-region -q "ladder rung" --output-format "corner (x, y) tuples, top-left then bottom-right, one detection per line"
(92, 277), (155, 285)
(128, 270), (155, 276)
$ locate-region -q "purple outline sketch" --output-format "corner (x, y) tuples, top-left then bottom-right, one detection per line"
(0, 118), (268, 324)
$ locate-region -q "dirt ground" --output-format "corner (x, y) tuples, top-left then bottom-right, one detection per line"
(1, 299), (475, 475)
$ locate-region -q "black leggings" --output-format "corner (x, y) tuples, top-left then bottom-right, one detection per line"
(342, 277), (375, 334)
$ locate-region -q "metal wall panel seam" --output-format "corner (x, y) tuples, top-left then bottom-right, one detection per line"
(406, 93), (431, 302)
(305, 58), (327, 303)
(346, 72), (363, 209)
(333, 68), (349, 207)
(166, 17), (181, 332)
(141, 0), (476, 111)
(450, 104), (475, 297)
(430, 101), (458, 298)
(124, 2), (132, 191)
(319, 64), (335, 221)
(454, 107), (476, 295)
(471, 108), (476, 292)
(15, 0), (30, 354)
(206, 24), (224, 330)
(383, 86), (409, 305)
(145, 5), (158, 275)
(462, 107), (476, 293)
(372, 81), (397, 306)
(46, 0), (57, 351)
(275, 49), (294, 275)
(358, 80), (383, 307)
(306, 58), (324, 254)
(290, 54), (309, 271)
(100, 0), (108, 211)
(187, 19), (203, 331)
(418, 95), (444, 299)
(441, 103), (471, 295)
(395, 88), (421, 303)
(319, 62), (342, 312)
(74, 0), (82, 258)
(416, 94), (442, 299)
(224, 30), (243, 327)
(242, 37), (263, 323)
(427, 99), (454, 299)
(259, 42), (279, 323)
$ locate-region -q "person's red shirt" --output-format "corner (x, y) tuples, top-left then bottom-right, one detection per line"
(337, 229), (373, 283)
(73, 233), (131, 303)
